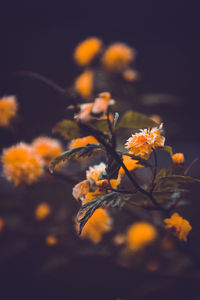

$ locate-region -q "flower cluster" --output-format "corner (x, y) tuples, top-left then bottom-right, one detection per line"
(164, 213), (192, 242)
(0, 96), (18, 127)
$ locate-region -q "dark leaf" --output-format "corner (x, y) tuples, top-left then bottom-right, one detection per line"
(155, 175), (200, 192)
(158, 145), (173, 156)
(53, 120), (83, 140)
(106, 154), (121, 179)
(117, 110), (157, 129)
(88, 118), (109, 133)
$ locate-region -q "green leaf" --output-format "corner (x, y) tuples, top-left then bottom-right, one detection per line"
(158, 145), (173, 156)
(155, 175), (200, 192)
(49, 143), (100, 173)
(88, 118), (109, 132)
(117, 110), (157, 130)
(77, 192), (124, 233)
(53, 120), (83, 140)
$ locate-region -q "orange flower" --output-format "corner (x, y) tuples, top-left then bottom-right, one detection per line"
(77, 208), (112, 244)
(32, 136), (63, 166)
(92, 92), (114, 115)
(74, 69), (94, 99)
(86, 162), (106, 182)
(72, 179), (91, 201)
(125, 124), (165, 160)
(123, 69), (138, 81)
(35, 203), (51, 221)
(69, 136), (98, 149)
(172, 153), (184, 164)
(0, 96), (18, 127)
(118, 155), (143, 181)
(102, 43), (135, 71)
(45, 235), (58, 246)
(74, 103), (93, 122)
(126, 222), (157, 251)
(74, 37), (102, 66)
(149, 114), (162, 125)
(2, 143), (43, 186)
(0, 218), (4, 232)
(164, 212), (192, 242)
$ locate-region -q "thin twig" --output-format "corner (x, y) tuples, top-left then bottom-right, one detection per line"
(150, 148), (157, 193)
(184, 157), (199, 175)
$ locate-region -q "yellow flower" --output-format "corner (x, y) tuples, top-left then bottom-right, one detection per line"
(125, 124), (165, 160)
(86, 162), (106, 182)
(126, 222), (157, 251)
(69, 136), (98, 149)
(0, 96), (18, 127)
(172, 153), (184, 164)
(32, 136), (63, 166)
(74, 69), (94, 99)
(123, 69), (138, 82)
(72, 179), (91, 201)
(102, 43), (135, 71)
(74, 103), (93, 122)
(2, 143), (43, 186)
(164, 212), (192, 242)
(74, 37), (102, 66)
(118, 155), (143, 181)
(149, 114), (162, 125)
(76, 208), (112, 244)
(35, 203), (51, 221)
(0, 218), (4, 232)
(45, 235), (58, 246)
(91, 92), (114, 115)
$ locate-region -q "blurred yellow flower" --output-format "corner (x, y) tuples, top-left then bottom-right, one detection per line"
(74, 103), (93, 122)
(74, 37), (102, 66)
(118, 155), (143, 181)
(91, 92), (113, 115)
(86, 162), (106, 182)
(72, 179), (91, 202)
(77, 208), (112, 244)
(149, 114), (162, 125)
(172, 153), (184, 164)
(45, 235), (58, 246)
(35, 203), (51, 221)
(32, 136), (63, 166)
(102, 43), (135, 71)
(126, 222), (157, 251)
(2, 143), (43, 186)
(0, 96), (18, 127)
(0, 218), (4, 232)
(123, 69), (138, 82)
(69, 136), (98, 149)
(164, 212), (192, 242)
(74, 69), (94, 99)
(125, 124), (165, 160)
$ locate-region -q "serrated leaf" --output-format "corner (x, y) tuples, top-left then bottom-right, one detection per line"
(117, 110), (157, 130)
(155, 175), (200, 192)
(53, 120), (83, 140)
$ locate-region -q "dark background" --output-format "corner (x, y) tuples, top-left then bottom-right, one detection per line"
(0, 1), (200, 299)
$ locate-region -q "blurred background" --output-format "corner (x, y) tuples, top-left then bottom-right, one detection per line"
(0, 1), (200, 299)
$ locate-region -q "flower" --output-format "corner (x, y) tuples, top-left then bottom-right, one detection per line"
(164, 212), (192, 242)
(102, 43), (135, 71)
(86, 162), (106, 182)
(32, 136), (63, 166)
(172, 153), (184, 164)
(2, 143), (43, 186)
(74, 103), (93, 122)
(123, 69), (138, 81)
(76, 208), (112, 244)
(72, 179), (91, 201)
(92, 92), (114, 115)
(45, 235), (58, 246)
(74, 37), (102, 66)
(35, 203), (51, 221)
(74, 69), (94, 99)
(126, 222), (157, 251)
(149, 114), (162, 125)
(0, 218), (4, 232)
(125, 124), (165, 160)
(0, 96), (18, 127)
(118, 155), (143, 181)
(69, 136), (98, 149)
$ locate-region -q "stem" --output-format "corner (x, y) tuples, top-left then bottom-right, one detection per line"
(150, 148), (157, 193)
(106, 107), (116, 149)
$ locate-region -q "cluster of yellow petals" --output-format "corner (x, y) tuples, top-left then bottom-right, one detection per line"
(86, 162), (106, 182)
(102, 43), (135, 71)
(32, 136), (63, 166)
(125, 124), (165, 160)
(126, 222), (157, 251)
(74, 69), (94, 99)
(77, 208), (112, 244)
(2, 143), (43, 186)
(69, 136), (98, 150)
(0, 96), (18, 127)
(118, 155), (143, 181)
(74, 37), (102, 66)
(172, 153), (185, 164)
(45, 235), (58, 246)
(164, 212), (192, 242)
(35, 203), (51, 221)
(0, 218), (4, 232)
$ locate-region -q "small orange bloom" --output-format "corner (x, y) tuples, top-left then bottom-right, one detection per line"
(74, 103), (93, 122)
(0, 96), (18, 127)
(74, 69), (94, 99)
(172, 153), (184, 164)
(2, 143), (43, 186)
(69, 136), (98, 150)
(118, 155), (143, 181)
(74, 37), (102, 66)
(123, 69), (138, 81)
(77, 208), (112, 244)
(72, 179), (91, 201)
(86, 162), (106, 183)
(35, 203), (51, 221)
(92, 92), (114, 115)
(102, 43), (135, 71)
(164, 212), (192, 242)
(0, 218), (4, 232)
(45, 235), (58, 246)
(126, 222), (157, 251)
(32, 136), (63, 166)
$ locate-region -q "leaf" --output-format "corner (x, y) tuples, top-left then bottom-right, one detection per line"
(53, 120), (83, 140)
(49, 143), (100, 173)
(158, 145), (173, 156)
(77, 192), (124, 233)
(117, 110), (157, 130)
(155, 175), (200, 192)
(88, 118), (109, 133)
